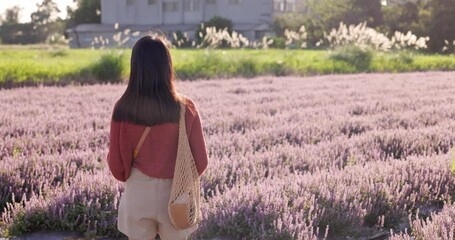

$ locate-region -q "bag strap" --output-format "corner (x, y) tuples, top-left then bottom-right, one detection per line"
(134, 101), (185, 159)
(133, 127), (151, 159)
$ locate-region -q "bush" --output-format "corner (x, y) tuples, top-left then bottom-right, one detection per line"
(329, 45), (374, 71)
(269, 36), (286, 49)
(0, 23), (41, 44)
(236, 59), (258, 77)
(175, 51), (226, 79)
(2, 172), (122, 238)
(272, 13), (307, 37)
(172, 31), (192, 48)
(91, 53), (123, 83)
(391, 51), (414, 65)
(195, 16), (233, 45)
(48, 49), (68, 58)
(262, 61), (290, 76)
(427, 0), (455, 53)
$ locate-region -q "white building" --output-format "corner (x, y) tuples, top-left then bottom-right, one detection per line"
(66, 0), (303, 48)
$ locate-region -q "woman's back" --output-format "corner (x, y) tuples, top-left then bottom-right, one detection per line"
(107, 97), (208, 181)
(106, 35), (208, 239)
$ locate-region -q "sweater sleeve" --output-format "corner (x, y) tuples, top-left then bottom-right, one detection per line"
(189, 111), (208, 176)
(107, 120), (127, 182)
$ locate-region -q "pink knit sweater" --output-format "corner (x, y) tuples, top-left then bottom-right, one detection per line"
(106, 99), (208, 181)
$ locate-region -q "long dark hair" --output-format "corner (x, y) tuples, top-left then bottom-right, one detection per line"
(113, 35), (183, 125)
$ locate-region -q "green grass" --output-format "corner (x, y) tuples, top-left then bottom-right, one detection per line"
(0, 49), (108, 87)
(0, 47), (454, 88)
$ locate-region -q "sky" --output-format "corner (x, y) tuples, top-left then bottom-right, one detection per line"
(0, 0), (76, 23)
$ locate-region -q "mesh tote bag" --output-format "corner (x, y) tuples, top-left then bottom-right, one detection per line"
(168, 102), (201, 230)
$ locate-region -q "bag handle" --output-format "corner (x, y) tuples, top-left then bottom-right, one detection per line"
(133, 127), (151, 159)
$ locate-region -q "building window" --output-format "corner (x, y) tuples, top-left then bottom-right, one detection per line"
(273, 0), (284, 11)
(184, 0), (200, 12)
(285, 0), (295, 12)
(163, 2), (179, 12)
(148, 0), (158, 5)
(273, 0), (295, 12)
(206, 0), (216, 4)
(126, 0), (135, 6)
(228, 0), (242, 5)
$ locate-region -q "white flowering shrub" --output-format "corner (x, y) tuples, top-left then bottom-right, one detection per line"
(91, 35), (110, 49)
(325, 22), (392, 51)
(196, 26), (280, 49)
(172, 31), (194, 48)
(442, 39), (455, 53)
(83, 20), (439, 53)
(89, 21), (431, 52)
(323, 22), (429, 52)
(260, 36), (275, 49)
(390, 31), (429, 50)
(90, 23), (172, 49)
(46, 33), (70, 45)
(197, 27), (250, 49)
(284, 26), (308, 49)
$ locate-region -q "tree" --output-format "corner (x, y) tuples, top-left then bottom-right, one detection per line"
(273, 13), (307, 36)
(0, 1), (66, 44)
(348, 0), (383, 28)
(195, 16), (233, 44)
(0, 6), (37, 44)
(0, 23), (40, 44)
(301, 0), (383, 47)
(66, 0), (101, 29)
(427, 0), (455, 52)
(273, 13), (324, 48)
(381, 0), (429, 36)
(1, 6), (21, 25)
(30, 0), (61, 42)
(31, 0), (60, 26)
(306, 0), (383, 28)
(305, 0), (353, 30)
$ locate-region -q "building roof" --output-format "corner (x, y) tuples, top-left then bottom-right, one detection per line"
(66, 23), (199, 33)
(233, 23), (270, 31)
(66, 22), (270, 34)
(66, 24), (115, 33)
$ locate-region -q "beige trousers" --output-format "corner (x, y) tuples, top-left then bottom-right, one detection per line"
(118, 168), (197, 240)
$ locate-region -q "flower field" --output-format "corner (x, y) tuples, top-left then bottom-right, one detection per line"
(1, 72), (455, 239)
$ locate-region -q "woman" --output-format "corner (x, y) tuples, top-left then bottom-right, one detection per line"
(106, 35), (208, 240)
